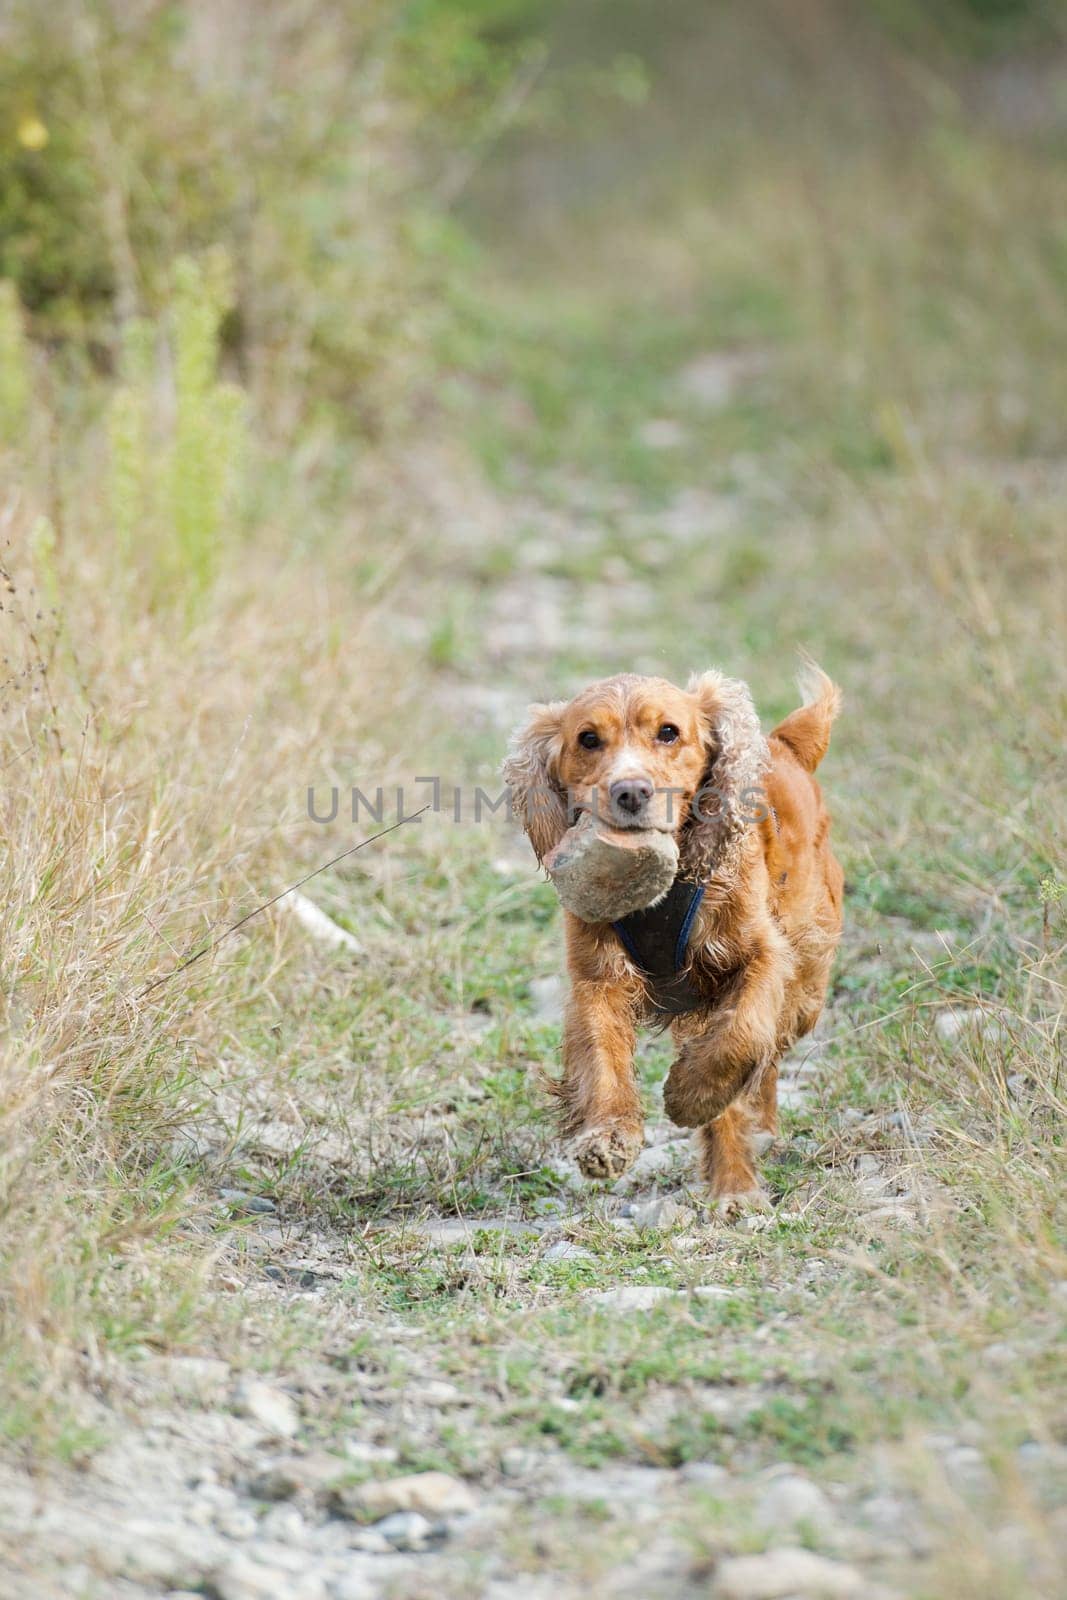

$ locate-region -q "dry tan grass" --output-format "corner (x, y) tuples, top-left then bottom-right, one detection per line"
(0, 430), (418, 1446)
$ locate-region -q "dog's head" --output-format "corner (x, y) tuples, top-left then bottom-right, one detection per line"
(503, 670), (768, 876)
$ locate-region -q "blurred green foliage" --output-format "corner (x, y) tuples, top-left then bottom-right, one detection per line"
(0, 279), (31, 444)
(107, 250), (246, 598)
(0, 0), (1062, 420)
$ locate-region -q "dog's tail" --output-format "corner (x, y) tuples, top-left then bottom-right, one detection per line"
(770, 656), (842, 773)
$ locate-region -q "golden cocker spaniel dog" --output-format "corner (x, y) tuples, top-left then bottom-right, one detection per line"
(504, 664), (843, 1207)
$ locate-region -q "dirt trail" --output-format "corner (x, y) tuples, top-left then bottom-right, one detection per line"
(2, 420), (1054, 1600)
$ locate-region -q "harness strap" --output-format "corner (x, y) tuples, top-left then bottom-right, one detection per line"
(612, 878), (706, 1017)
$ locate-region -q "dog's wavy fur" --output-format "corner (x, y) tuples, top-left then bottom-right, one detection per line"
(503, 662), (843, 1203)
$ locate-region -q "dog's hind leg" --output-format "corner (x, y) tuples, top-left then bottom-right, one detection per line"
(696, 1098), (769, 1213)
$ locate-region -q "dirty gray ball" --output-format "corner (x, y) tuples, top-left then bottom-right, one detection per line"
(544, 812), (678, 922)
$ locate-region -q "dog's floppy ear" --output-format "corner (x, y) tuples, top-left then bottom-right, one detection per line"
(502, 701), (569, 864)
(682, 670), (769, 879)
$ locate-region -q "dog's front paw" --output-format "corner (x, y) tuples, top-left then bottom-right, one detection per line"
(663, 1054), (731, 1127)
(570, 1125), (643, 1182)
(663, 1047), (763, 1128)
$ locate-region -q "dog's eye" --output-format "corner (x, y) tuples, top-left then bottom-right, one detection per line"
(578, 730), (600, 750)
(656, 723), (680, 744)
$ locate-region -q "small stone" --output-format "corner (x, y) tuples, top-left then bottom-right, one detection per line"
(111, 1531), (215, 1588)
(151, 1355), (231, 1400)
(213, 1552), (328, 1600)
(500, 1446), (543, 1479)
(219, 1189), (277, 1215)
(335, 1470), (476, 1520)
(943, 1443), (993, 1494)
(409, 1379), (464, 1407)
(214, 1508), (258, 1539)
(347, 1529), (393, 1554)
(712, 1547), (865, 1599)
(543, 1240), (594, 1263)
(612, 1139), (691, 1193)
(638, 418), (686, 450)
(331, 1573), (380, 1599)
(257, 1505), (308, 1542)
(249, 1452), (345, 1501)
(858, 1492), (931, 1557)
(677, 349), (770, 409)
(679, 1462), (731, 1490)
(754, 1472), (835, 1536)
(628, 1196), (694, 1230)
(373, 1510), (436, 1551)
(531, 1196), (568, 1217)
(342, 1440), (398, 1467)
(543, 812), (679, 923)
(232, 1379), (300, 1439)
(934, 1005), (1007, 1043)
(587, 1286), (677, 1311)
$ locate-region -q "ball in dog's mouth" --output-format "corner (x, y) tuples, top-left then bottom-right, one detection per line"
(543, 811), (679, 923)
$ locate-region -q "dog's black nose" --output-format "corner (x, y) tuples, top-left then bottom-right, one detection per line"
(610, 778), (653, 816)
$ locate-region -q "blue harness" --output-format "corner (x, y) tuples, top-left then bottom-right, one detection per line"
(612, 877), (706, 1017)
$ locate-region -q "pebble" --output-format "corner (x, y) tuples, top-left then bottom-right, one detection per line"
(214, 1508), (258, 1539)
(712, 1547), (866, 1599)
(500, 1446), (544, 1479)
(587, 1286), (677, 1311)
(335, 1470), (476, 1519)
(373, 1510), (437, 1551)
(258, 1505), (309, 1542)
(151, 1355), (231, 1400)
(232, 1379), (300, 1440)
(638, 418), (687, 450)
(934, 1005), (1006, 1043)
(679, 1462), (731, 1490)
(943, 1443), (993, 1494)
(612, 1139), (692, 1192)
(858, 1492), (931, 1557)
(347, 1528), (394, 1554)
(111, 1531), (215, 1588)
(626, 1196), (695, 1230)
(343, 1439), (399, 1467)
(213, 1552), (328, 1600)
(408, 1379), (464, 1407)
(531, 1196), (568, 1217)
(543, 1240), (594, 1263)
(219, 1189), (278, 1215)
(249, 1452), (346, 1500)
(677, 349), (769, 409)
(754, 1472), (836, 1536)
(330, 1574), (380, 1600)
